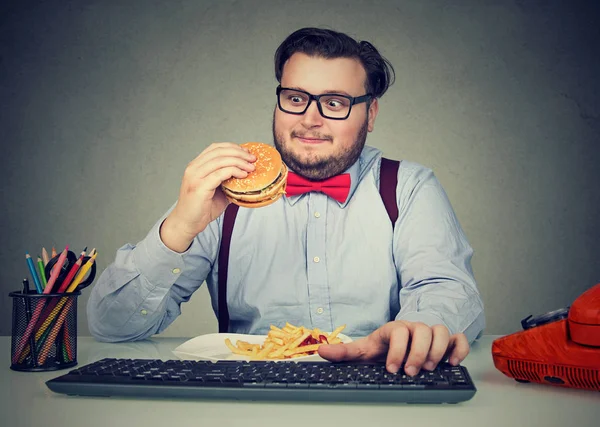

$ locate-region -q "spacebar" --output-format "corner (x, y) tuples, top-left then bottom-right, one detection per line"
(64, 375), (248, 388)
(61, 375), (165, 385)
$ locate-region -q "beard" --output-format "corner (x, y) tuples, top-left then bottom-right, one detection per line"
(272, 111), (368, 181)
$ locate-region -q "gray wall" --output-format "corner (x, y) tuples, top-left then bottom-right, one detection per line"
(1, 0), (599, 338)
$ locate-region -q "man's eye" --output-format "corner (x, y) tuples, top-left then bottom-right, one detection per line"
(325, 98), (348, 110)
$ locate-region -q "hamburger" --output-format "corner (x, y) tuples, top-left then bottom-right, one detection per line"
(221, 142), (288, 208)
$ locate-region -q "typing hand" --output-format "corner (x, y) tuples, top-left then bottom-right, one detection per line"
(160, 142), (256, 252)
(317, 320), (470, 375)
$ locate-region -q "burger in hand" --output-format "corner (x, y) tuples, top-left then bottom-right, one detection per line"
(221, 142), (288, 208)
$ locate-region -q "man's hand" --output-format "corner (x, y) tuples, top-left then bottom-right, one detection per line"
(160, 142), (256, 252)
(317, 320), (470, 375)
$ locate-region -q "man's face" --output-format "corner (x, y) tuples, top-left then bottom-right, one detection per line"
(273, 53), (379, 180)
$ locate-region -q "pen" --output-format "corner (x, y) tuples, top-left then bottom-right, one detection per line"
(22, 277), (30, 294)
(25, 253), (43, 293)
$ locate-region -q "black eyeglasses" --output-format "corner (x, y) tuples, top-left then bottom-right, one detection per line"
(276, 86), (372, 120)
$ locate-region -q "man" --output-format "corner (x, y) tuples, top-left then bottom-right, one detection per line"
(88, 27), (485, 376)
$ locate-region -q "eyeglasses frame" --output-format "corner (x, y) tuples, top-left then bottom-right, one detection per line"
(276, 85), (372, 120)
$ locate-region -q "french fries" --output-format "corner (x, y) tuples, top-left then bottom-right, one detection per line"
(224, 322), (346, 360)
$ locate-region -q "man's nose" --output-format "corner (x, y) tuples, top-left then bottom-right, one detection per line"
(300, 101), (323, 127)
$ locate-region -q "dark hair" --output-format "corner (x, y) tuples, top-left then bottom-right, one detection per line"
(274, 27), (395, 99)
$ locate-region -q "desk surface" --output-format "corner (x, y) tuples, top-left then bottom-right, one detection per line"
(1, 335), (598, 427)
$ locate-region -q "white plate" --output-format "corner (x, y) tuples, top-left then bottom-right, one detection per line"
(172, 332), (352, 362)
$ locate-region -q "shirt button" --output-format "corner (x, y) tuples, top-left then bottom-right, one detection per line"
(141, 309), (148, 315)
(313, 256), (320, 263)
(172, 268), (181, 274)
(316, 307), (324, 314)
(314, 212), (321, 218)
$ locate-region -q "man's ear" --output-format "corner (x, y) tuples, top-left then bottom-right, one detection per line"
(367, 98), (379, 132)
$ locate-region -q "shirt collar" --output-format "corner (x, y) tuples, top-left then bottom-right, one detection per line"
(283, 146), (379, 208)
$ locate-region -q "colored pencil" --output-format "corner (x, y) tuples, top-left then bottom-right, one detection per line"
(63, 326), (73, 361)
(25, 253), (43, 293)
(37, 256), (47, 287)
(18, 320), (51, 364)
(41, 247), (50, 266)
(49, 246), (58, 276)
(57, 257), (82, 293)
(37, 298), (74, 365)
(43, 246), (69, 294)
(35, 297), (67, 342)
(66, 252), (97, 292)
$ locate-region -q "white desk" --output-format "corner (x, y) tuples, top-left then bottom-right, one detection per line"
(1, 335), (598, 427)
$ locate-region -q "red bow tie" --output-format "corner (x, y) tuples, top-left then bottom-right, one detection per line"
(285, 172), (351, 203)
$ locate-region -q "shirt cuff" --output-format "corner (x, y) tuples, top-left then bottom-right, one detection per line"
(133, 219), (187, 287)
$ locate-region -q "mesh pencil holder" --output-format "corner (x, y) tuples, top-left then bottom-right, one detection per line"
(9, 290), (81, 372)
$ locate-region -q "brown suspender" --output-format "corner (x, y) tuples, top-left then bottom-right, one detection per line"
(379, 158), (400, 225)
(217, 157), (400, 333)
(218, 203), (239, 332)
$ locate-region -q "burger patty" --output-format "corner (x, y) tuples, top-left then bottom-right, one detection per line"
(224, 171), (283, 196)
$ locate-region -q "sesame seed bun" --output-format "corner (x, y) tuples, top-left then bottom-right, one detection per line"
(221, 142), (288, 208)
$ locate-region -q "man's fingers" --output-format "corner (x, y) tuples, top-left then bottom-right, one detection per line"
(422, 324), (450, 371)
(446, 334), (470, 365)
(189, 146), (256, 175)
(320, 323), (471, 379)
(318, 336), (386, 362)
(180, 145), (257, 195)
(187, 142), (245, 167)
(202, 142), (248, 156)
(320, 322), (409, 363)
(316, 343), (352, 361)
(196, 166), (250, 193)
(194, 156), (255, 180)
(383, 325), (410, 374)
(402, 323), (433, 376)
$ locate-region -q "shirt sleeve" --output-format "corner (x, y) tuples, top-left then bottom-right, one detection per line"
(392, 163), (485, 343)
(86, 205), (221, 342)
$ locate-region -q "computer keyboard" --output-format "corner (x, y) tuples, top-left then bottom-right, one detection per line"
(45, 358), (477, 404)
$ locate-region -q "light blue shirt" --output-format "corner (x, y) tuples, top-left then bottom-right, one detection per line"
(87, 146), (485, 343)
